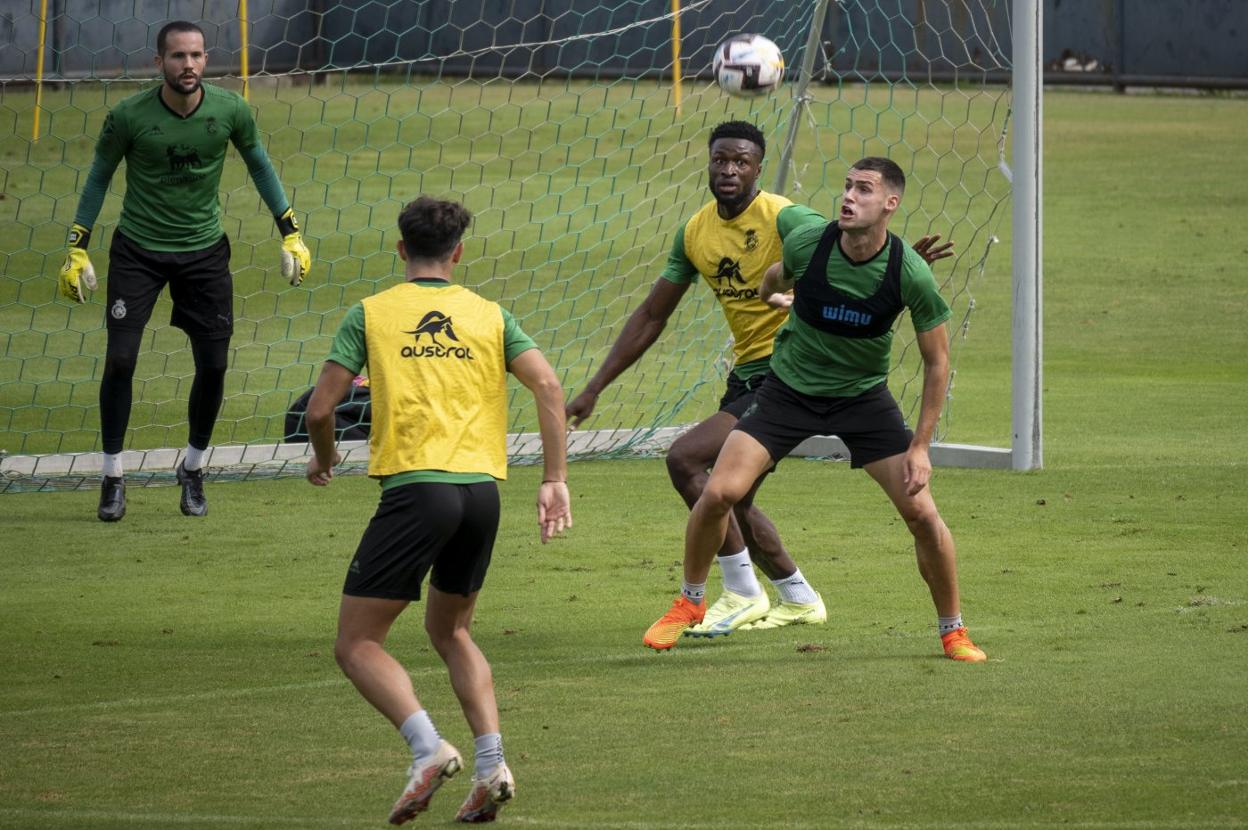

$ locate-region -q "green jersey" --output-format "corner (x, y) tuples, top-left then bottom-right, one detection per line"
(75, 83), (288, 252)
(326, 280), (539, 489)
(771, 222), (951, 397)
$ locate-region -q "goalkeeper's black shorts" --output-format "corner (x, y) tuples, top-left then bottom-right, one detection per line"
(106, 230), (233, 339)
(343, 481), (500, 601)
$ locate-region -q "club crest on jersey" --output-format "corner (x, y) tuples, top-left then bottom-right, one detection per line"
(166, 144), (202, 171)
(744, 229), (758, 251)
(401, 310), (474, 360)
(205, 116), (218, 135)
(111, 299), (127, 320)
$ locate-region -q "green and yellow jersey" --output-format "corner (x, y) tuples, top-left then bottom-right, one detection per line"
(73, 83), (289, 252)
(326, 279), (538, 489)
(772, 222), (951, 398)
(660, 192), (824, 380)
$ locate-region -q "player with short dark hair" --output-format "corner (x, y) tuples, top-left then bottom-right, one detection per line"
(60, 20), (311, 522)
(648, 156), (986, 662)
(305, 196), (571, 824)
(566, 122), (953, 647)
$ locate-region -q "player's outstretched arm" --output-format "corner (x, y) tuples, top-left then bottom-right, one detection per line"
(275, 208), (312, 286)
(511, 348), (572, 543)
(565, 277), (690, 426)
(904, 323), (951, 496)
(304, 361), (354, 485)
(58, 225), (97, 303)
(911, 234), (955, 265)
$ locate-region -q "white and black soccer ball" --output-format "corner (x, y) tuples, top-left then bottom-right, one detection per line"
(713, 34), (785, 97)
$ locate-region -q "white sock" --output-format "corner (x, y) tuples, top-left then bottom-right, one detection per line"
(771, 569), (819, 605)
(473, 732), (504, 779)
(399, 710), (442, 761)
(102, 453), (123, 479)
(717, 549), (762, 597)
(681, 580), (706, 604)
(938, 614), (964, 635)
(183, 445), (206, 472)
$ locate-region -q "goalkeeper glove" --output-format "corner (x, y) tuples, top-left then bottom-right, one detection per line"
(275, 208), (311, 286)
(58, 224), (97, 304)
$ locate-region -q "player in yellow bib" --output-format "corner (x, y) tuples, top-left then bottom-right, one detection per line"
(304, 197), (571, 824)
(566, 122), (952, 647)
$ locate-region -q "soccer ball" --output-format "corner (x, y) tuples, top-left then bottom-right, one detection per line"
(713, 34), (785, 97)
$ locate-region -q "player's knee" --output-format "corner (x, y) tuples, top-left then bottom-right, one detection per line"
(102, 349), (140, 381)
(698, 481), (740, 517)
(333, 634), (364, 675)
(901, 503), (945, 541)
(665, 440), (705, 486)
(424, 619), (468, 656)
(191, 338), (230, 374)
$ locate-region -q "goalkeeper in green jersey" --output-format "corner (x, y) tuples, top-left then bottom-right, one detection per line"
(58, 21), (311, 522)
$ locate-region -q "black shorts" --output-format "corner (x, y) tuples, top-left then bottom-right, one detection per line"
(735, 374), (913, 469)
(344, 481), (501, 601)
(106, 230), (233, 339)
(718, 371), (767, 419)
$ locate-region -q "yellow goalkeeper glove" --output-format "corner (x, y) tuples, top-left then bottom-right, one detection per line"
(58, 224), (97, 303)
(276, 208), (311, 286)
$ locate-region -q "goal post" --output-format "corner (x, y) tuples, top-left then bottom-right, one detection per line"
(0, 0), (1041, 492)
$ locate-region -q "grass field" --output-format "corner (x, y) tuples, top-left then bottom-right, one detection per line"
(2, 87), (1247, 829)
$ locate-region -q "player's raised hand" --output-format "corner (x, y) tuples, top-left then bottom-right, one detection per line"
(537, 480), (572, 543)
(58, 224), (97, 303)
(565, 390), (598, 428)
(912, 233), (954, 265)
(276, 208), (312, 285)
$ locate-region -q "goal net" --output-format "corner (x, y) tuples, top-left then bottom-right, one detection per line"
(0, 0), (1023, 492)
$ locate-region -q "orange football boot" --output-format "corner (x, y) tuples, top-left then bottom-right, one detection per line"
(941, 626), (987, 662)
(643, 595), (706, 650)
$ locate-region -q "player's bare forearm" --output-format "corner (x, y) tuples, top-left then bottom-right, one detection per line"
(512, 349), (572, 542)
(534, 376), (569, 484)
(567, 278), (688, 425)
(760, 261), (793, 308)
(911, 324), (951, 450)
(511, 349), (568, 482)
(305, 361), (354, 484)
(584, 308), (665, 395)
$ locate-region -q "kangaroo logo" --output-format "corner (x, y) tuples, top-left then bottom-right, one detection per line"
(712, 257), (746, 284)
(405, 310), (459, 346)
(166, 144), (202, 171)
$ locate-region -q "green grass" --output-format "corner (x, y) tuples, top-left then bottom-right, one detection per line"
(2, 87), (1247, 828)
(1, 459), (1245, 829)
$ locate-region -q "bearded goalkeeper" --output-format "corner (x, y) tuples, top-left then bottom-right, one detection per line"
(58, 21), (311, 522)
